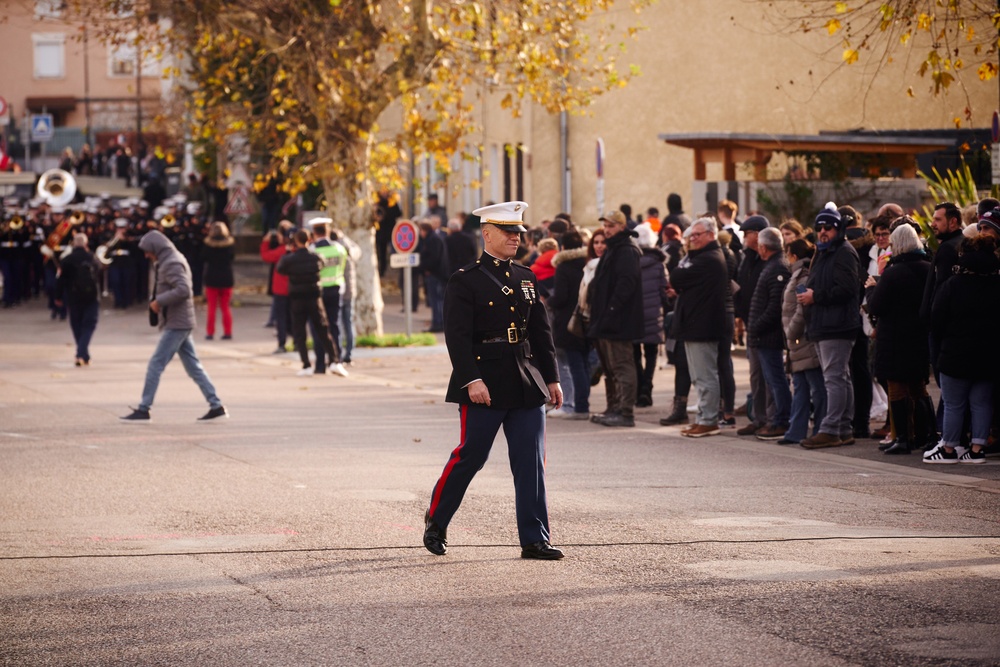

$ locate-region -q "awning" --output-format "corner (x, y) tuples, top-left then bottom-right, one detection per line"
(25, 96), (77, 112)
(659, 131), (956, 180)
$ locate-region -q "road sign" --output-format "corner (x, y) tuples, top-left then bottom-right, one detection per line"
(224, 184), (254, 216)
(391, 219), (419, 254)
(30, 114), (54, 142)
(389, 252), (421, 269)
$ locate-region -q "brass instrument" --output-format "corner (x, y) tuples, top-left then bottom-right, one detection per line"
(96, 222), (127, 266)
(37, 169), (77, 208)
(160, 213), (176, 228)
(3, 215), (24, 233)
(37, 170), (82, 264)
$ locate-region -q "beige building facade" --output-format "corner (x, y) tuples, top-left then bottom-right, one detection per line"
(0, 0), (168, 168)
(452, 2), (998, 227)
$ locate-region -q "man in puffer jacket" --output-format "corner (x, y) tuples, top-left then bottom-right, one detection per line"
(797, 204), (861, 449)
(120, 230), (227, 422)
(747, 228), (792, 441)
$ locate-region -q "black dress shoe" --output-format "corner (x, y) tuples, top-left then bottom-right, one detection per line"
(520, 541), (564, 560)
(423, 511), (447, 555)
(198, 406), (229, 421)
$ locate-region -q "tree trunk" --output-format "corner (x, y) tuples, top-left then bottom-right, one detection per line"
(322, 140), (383, 336)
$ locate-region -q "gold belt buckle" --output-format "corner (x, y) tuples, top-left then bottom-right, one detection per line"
(507, 327), (519, 344)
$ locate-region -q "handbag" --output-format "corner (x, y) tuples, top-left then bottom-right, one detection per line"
(567, 306), (587, 338)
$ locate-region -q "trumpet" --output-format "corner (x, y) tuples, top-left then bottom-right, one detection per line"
(160, 214), (176, 228)
(4, 215), (24, 232)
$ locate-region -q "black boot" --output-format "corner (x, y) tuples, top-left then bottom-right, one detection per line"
(912, 395), (939, 451)
(659, 397), (689, 426)
(884, 399), (913, 455)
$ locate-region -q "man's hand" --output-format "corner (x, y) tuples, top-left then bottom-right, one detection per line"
(149, 299), (161, 314)
(796, 288), (814, 306)
(467, 379), (491, 406)
(547, 382), (563, 410)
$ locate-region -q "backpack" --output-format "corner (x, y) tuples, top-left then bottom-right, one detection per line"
(71, 259), (99, 301)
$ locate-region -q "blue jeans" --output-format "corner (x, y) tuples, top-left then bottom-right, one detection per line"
(555, 348), (575, 412)
(339, 299), (355, 361)
(558, 346), (591, 414)
(786, 368), (827, 442)
(685, 340), (719, 426)
(939, 373), (994, 447)
(757, 347), (791, 428)
(139, 328), (222, 412)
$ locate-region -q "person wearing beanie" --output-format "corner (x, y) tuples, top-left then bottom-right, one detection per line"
(663, 193), (691, 232)
(632, 222), (670, 408)
(797, 203), (862, 449)
(978, 207), (1000, 239)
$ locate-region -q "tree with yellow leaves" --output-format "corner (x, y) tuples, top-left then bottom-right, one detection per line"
(763, 1), (999, 122)
(64, 0), (651, 335)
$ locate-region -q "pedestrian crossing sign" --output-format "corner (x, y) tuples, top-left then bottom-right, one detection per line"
(30, 114), (54, 142)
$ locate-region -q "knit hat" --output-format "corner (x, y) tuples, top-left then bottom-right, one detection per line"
(815, 202), (843, 231)
(740, 215), (770, 233)
(634, 222), (657, 249)
(978, 207), (1000, 236)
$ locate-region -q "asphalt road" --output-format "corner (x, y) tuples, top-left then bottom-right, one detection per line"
(1, 275), (999, 666)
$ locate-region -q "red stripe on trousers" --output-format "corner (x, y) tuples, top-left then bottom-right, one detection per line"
(428, 403), (468, 518)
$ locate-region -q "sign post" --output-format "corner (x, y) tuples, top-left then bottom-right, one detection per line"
(391, 219), (420, 337)
(992, 112), (1000, 186)
(596, 138), (605, 217)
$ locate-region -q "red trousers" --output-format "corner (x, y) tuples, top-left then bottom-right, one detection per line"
(205, 287), (233, 337)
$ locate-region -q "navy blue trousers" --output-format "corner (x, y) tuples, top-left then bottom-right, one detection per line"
(428, 404), (550, 546)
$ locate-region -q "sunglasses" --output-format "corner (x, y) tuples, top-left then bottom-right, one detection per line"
(816, 223), (838, 231)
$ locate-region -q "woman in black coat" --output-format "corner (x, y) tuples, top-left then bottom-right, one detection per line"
(866, 224), (932, 454)
(202, 221), (236, 340)
(546, 231), (591, 419)
(927, 232), (1000, 464)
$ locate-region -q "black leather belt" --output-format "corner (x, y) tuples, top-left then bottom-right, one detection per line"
(478, 327), (528, 344)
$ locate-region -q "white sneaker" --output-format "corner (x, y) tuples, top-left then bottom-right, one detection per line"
(295, 367), (313, 377)
(923, 442), (967, 459)
(330, 363), (349, 377)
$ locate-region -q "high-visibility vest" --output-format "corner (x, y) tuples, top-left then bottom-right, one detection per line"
(312, 238), (347, 288)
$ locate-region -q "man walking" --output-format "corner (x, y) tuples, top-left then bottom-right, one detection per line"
(423, 201), (564, 560)
(121, 230), (227, 422)
(797, 204), (862, 448)
(55, 233), (101, 367)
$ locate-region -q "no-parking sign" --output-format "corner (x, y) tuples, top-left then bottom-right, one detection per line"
(391, 219), (419, 254)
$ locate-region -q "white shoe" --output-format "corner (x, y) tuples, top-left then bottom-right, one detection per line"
(923, 442), (968, 459)
(330, 363), (349, 377)
(295, 367), (313, 377)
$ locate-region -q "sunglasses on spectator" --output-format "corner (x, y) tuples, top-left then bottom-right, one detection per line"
(816, 223), (838, 231)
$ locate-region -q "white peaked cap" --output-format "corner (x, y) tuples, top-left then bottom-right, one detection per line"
(473, 201), (528, 232)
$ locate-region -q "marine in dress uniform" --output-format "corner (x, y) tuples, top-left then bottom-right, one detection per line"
(423, 201), (565, 560)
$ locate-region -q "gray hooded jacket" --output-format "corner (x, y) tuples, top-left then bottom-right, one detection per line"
(139, 230), (196, 330)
